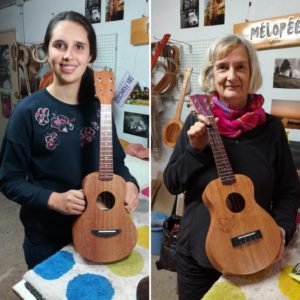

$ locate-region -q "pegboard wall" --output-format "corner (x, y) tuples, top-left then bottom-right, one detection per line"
(93, 33), (117, 72)
(173, 38), (215, 95)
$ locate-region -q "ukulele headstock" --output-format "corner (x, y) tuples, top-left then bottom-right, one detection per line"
(183, 68), (193, 82)
(190, 94), (213, 118)
(94, 69), (114, 105)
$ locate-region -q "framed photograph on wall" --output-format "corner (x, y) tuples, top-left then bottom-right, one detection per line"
(119, 104), (149, 147)
(105, 0), (124, 22)
(123, 111), (149, 138)
(125, 82), (149, 106)
(85, 0), (101, 24)
(204, 0), (225, 26)
(273, 58), (300, 89)
(271, 99), (300, 130)
(180, 0), (199, 28)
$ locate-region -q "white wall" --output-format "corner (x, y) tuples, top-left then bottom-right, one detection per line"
(151, 0), (300, 177)
(0, 0), (149, 146)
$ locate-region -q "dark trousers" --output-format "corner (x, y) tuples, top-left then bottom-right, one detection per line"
(176, 252), (221, 300)
(23, 236), (67, 269)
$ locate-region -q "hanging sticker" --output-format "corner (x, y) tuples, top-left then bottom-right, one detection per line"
(114, 71), (137, 107)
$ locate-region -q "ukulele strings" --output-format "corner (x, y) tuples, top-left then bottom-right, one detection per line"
(200, 100), (242, 212)
(208, 125), (243, 212)
(199, 100), (233, 181)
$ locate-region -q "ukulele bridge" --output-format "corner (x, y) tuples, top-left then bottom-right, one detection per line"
(91, 229), (121, 238)
(231, 230), (262, 247)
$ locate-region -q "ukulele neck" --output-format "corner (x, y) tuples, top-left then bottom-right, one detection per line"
(175, 81), (187, 120)
(206, 116), (235, 185)
(175, 69), (192, 120)
(99, 104), (113, 181)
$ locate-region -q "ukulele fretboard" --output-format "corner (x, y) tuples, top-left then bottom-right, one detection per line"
(206, 117), (235, 185)
(99, 104), (113, 181)
(190, 95), (236, 185)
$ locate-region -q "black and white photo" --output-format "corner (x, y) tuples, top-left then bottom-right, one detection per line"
(85, 0), (101, 23)
(180, 0), (199, 28)
(123, 111), (149, 138)
(273, 58), (300, 89)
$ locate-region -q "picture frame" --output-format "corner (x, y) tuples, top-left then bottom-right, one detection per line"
(271, 99), (300, 130)
(121, 104), (149, 147)
(180, 0), (199, 28)
(105, 0), (125, 22)
(273, 58), (300, 89)
(85, 0), (101, 24)
(124, 111), (149, 138)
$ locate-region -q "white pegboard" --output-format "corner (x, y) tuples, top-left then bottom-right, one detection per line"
(93, 33), (117, 72)
(173, 38), (215, 95)
(151, 38), (216, 124)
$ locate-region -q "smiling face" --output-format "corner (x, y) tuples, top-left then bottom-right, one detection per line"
(212, 44), (251, 109)
(47, 20), (91, 87)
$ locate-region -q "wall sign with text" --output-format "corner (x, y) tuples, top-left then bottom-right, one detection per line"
(233, 13), (300, 50)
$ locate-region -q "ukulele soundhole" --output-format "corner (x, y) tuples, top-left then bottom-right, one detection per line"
(97, 191), (115, 211)
(226, 193), (245, 213)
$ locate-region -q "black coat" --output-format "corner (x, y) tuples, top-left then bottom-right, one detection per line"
(163, 112), (300, 268)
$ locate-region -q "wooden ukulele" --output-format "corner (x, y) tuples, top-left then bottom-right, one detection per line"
(162, 68), (192, 148)
(72, 69), (137, 263)
(190, 94), (282, 275)
(151, 33), (171, 159)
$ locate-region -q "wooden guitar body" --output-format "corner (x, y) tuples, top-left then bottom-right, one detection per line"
(73, 172), (137, 263)
(203, 174), (281, 275)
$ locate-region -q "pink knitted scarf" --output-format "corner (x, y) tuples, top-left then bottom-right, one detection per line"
(210, 94), (266, 138)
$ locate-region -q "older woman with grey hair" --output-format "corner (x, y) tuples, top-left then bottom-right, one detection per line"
(163, 34), (300, 299)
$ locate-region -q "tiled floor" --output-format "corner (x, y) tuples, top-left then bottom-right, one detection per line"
(0, 194), (27, 299)
(151, 254), (177, 300)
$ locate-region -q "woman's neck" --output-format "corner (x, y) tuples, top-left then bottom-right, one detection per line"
(217, 97), (248, 110)
(46, 81), (80, 105)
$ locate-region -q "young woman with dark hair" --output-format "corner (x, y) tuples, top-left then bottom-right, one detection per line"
(0, 11), (139, 269)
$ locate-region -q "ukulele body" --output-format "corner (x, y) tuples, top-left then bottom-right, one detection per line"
(72, 172), (137, 263)
(202, 174), (282, 275)
(162, 119), (183, 148)
(161, 68), (192, 148)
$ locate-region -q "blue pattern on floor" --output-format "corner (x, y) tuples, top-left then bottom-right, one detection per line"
(66, 273), (115, 300)
(34, 250), (75, 280)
